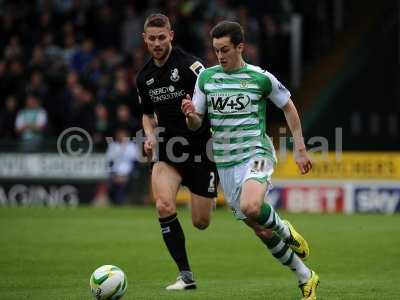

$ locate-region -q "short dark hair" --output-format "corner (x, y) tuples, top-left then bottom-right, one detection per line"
(210, 21), (244, 46)
(144, 13), (171, 30)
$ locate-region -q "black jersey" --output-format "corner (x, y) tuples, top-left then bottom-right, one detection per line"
(136, 47), (218, 197)
(136, 47), (210, 140)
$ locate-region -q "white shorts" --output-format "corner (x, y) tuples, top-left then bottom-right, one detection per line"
(218, 156), (274, 220)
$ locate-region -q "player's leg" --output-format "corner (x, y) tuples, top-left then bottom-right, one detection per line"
(219, 158), (319, 298)
(190, 193), (213, 230)
(186, 162), (218, 230)
(240, 179), (291, 239)
(153, 162), (180, 218)
(243, 218), (319, 299)
(243, 218), (313, 284)
(240, 158), (310, 260)
(240, 179), (309, 259)
(239, 162), (318, 298)
(162, 161), (217, 290)
(240, 179), (298, 260)
(151, 162), (194, 290)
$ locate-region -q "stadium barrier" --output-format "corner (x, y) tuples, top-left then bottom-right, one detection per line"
(0, 153), (106, 206)
(0, 152), (399, 213)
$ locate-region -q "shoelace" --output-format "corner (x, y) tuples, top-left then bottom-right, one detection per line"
(300, 283), (312, 297)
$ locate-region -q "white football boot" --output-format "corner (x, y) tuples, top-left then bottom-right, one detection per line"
(166, 272), (197, 290)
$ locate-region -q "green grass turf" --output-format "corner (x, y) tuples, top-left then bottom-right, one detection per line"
(0, 206), (399, 299)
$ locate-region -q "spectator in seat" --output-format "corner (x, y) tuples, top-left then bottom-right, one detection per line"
(113, 104), (140, 136)
(26, 70), (49, 104)
(71, 38), (96, 74)
(106, 127), (139, 205)
(15, 95), (48, 152)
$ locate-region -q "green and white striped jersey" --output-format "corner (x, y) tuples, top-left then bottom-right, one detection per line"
(193, 63), (291, 168)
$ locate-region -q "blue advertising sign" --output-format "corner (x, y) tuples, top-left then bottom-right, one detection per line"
(354, 187), (400, 213)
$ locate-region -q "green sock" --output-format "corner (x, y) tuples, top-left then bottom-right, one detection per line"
(256, 202), (290, 240)
(262, 233), (311, 284)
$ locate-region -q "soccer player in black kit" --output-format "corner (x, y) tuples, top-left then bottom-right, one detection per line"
(136, 14), (218, 290)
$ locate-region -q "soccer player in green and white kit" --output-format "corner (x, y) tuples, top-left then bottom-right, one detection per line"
(181, 21), (320, 300)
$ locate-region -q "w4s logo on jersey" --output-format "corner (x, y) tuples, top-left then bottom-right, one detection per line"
(210, 94), (251, 114)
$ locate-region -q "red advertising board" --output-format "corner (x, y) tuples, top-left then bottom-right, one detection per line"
(281, 186), (344, 213)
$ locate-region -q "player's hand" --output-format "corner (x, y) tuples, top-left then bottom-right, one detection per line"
(295, 148), (312, 174)
(144, 135), (156, 157)
(181, 94), (195, 117)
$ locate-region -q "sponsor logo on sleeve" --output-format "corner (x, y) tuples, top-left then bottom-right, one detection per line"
(189, 61), (205, 76)
(146, 78), (154, 86)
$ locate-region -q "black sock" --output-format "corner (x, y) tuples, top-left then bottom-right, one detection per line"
(159, 213), (190, 272)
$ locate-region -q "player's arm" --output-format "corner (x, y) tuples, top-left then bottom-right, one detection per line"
(264, 70), (312, 174)
(142, 113), (157, 138)
(182, 94), (203, 131)
(142, 113), (157, 157)
(136, 77), (157, 157)
(281, 99), (312, 174)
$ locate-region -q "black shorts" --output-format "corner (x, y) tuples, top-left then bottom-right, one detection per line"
(156, 136), (218, 198)
(175, 159), (218, 198)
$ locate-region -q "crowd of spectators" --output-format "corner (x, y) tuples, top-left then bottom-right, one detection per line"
(0, 0), (336, 152)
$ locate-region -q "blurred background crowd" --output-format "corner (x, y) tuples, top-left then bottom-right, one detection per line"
(0, 0), (339, 152)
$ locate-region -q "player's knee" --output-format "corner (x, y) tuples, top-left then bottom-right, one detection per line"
(155, 197), (176, 216)
(240, 202), (260, 219)
(192, 218), (210, 230)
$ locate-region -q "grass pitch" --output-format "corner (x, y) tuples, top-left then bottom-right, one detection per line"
(1, 206), (399, 299)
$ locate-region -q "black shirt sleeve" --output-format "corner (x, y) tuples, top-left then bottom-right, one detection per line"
(136, 76), (154, 116)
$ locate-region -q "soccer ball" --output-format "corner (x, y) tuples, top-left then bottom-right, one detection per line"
(89, 265), (128, 299)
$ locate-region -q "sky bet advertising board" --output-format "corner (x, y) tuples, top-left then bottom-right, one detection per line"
(353, 187), (400, 213)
